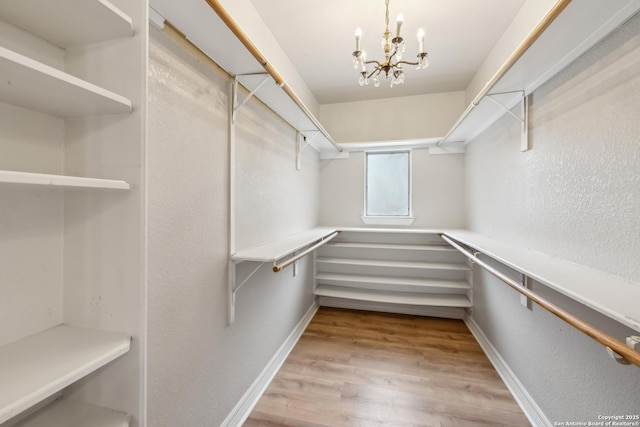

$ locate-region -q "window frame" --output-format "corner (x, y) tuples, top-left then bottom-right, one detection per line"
(362, 149), (415, 225)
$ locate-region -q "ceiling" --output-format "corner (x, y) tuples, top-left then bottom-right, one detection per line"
(248, 0), (527, 105)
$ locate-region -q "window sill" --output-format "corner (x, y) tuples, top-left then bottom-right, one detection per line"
(360, 216), (416, 226)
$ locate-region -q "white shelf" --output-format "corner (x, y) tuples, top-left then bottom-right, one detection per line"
(149, 0), (339, 153)
(231, 227), (337, 263)
(0, 171), (130, 190)
(314, 285), (472, 308)
(11, 399), (129, 427)
(315, 273), (470, 293)
(444, 230), (640, 332)
(444, 0), (640, 144)
(324, 242), (456, 252)
(336, 227), (445, 234)
(316, 257), (470, 271)
(0, 0), (133, 48)
(0, 325), (131, 424)
(0, 46), (132, 118)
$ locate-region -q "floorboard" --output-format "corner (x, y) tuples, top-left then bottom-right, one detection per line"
(244, 307), (530, 427)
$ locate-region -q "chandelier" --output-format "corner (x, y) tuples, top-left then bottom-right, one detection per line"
(352, 0), (428, 87)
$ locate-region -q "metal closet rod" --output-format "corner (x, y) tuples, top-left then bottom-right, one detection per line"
(273, 231), (340, 273)
(441, 234), (640, 368)
(437, 0), (572, 146)
(205, 0), (342, 153)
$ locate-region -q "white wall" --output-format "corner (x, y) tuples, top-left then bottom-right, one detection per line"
(147, 27), (319, 426)
(465, 13), (640, 423)
(319, 149), (465, 228)
(319, 91), (465, 143)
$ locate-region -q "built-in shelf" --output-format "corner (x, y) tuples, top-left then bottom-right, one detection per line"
(0, 0), (133, 48)
(442, 0), (640, 145)
(0, 325), (131, 424)
(444, 230), (640, 332)
(316, 257), (469, 272)
(316, 273), (470, 294)
(324, 242), (457, 252)
(231, 227), (337, 263)
(11, 399), (129, 427)
(0, 46), (132, 118)
(315, 285), (472, 308)
(0, 171), (130, 190)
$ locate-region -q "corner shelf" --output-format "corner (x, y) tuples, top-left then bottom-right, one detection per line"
(0, 0), (133, 48)
(0, 46), (132, 118)
(0, 171), (130, 190)
(444, 230), (640, 332)
(11, 399), (129, 427)
(442, 0), (640, 145)
(0, 325), (131, 424)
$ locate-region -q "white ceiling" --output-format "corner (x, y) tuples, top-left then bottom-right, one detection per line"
(248, 0), (527, 105)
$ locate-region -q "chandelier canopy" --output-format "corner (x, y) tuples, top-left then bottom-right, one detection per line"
(352, 0), (428, 87)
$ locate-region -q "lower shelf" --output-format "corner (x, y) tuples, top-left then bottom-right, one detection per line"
(10, 399), (129, 427)
(315, 273), (470, 294)
(314, 284), (472, 308)
(0, 325), (131, 424)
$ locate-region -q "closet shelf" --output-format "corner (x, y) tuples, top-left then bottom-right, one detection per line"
(0, 325), (131, 424)
(316, 257), (470, 271)
(314, 285), (472, 308)
(0, 171), (130, 190)
(441, 0), (640, 145)
(11, 399), (129, 427)
(0, 46), (132, 118)
(324, 242), (457, 252)
(0, 0), (133, 48)
(444, 230), (640, 332)
(316, 273), (470, 293)
(149, 0), (340, 153)
(231, 227), (337, 263)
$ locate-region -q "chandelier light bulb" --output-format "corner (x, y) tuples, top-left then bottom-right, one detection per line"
(355, 28), (362, 51)
(417, 28), (425, 53)
(396, 14), (403, 37)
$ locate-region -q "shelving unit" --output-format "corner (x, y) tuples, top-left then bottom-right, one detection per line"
(0, 171), (130, 190)
(10, 399), (129, 427)
(441, 0), (640, 146)
(0, 0), (145, 425)
(315, 229), (472, 319)
(0, 325), (130, 424)
(444, 230), (640, 333)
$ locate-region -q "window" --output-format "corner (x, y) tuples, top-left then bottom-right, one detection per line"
(364, 150), (413, 224)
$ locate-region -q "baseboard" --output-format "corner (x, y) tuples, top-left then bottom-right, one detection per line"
(464, 316), (551, 427)
(319, 297), (465, 319)
(220, 301), (319, 427)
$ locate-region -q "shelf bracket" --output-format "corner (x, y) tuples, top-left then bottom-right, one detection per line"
(486, 91), (530, 152)
(231, 73), (270, 124)
(520, 274), (532, 310)
(228, 260), (266, 324)
(296, 131), (321, 170)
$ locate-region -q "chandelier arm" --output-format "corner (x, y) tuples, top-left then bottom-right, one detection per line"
(366, 60), (384, 67)
(366, 67), (383, 79)
(395, 60), (420, 66)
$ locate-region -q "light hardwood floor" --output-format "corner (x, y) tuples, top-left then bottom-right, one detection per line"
(244, 307), (531, 427)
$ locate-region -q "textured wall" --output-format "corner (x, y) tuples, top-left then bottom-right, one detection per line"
(319, 149), (465, 228)
(147, 28), (318, 426)
(465, 14), (640, 423)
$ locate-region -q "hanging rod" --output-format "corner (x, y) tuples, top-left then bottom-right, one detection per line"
(205, 0), (342, 153)
(440, 234), (640, 368)
(273, 231), (340, 272)
(437, 0), (572, 146)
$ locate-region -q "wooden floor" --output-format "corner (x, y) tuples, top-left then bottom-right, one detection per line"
(244, 307), (530, 427)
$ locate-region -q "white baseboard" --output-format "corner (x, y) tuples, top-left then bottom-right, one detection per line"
(220, 302), (319, 427)
(464, 316), (551, 427)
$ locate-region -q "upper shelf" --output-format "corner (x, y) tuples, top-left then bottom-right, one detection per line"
(0, 0), (133, 48)
(231, 227), (337, 263)
(0, 170), (130, 190)
(0, 46), (132, 118)
(444, 230), (640, 333)
(442, 0), (640, 144)
(0, 325), (130, 424)
(11, 399), (129, 427)
(148, 0), (340, 153)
